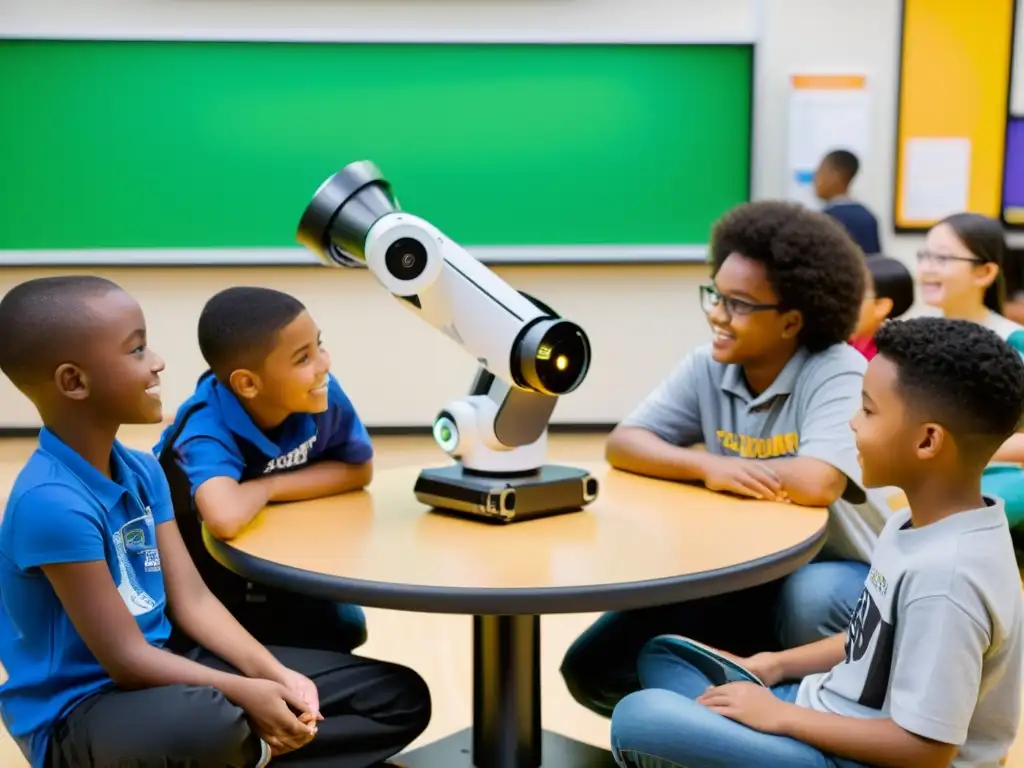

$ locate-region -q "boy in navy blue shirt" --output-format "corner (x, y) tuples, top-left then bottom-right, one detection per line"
(0, 276), (430, 768)
(154, 287), (373, 653)
(813, 149), (882, 256)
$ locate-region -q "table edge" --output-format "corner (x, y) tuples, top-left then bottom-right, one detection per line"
(203, 518), (829, 615)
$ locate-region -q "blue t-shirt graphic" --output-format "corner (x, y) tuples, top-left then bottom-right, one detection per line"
(154, 370), (373, 495)
(0, 430), (173, 768)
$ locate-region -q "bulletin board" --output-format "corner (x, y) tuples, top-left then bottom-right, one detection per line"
(1004, 0), (1024, 225)
(893, 0), (1017, 231)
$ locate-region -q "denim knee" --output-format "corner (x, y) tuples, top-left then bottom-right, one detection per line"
(776, 561), (869, 648)
(635, 635), (688, 689)
(610, 689), (689, 768)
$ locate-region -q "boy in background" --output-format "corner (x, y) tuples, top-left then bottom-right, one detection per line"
(0, 276), (430, 768)
(814, 149), (882, 256)
(849, 255), (915, 360)
(561, 201), (892, 718)
(155, 287), (372, 653)
(610, 317), (1024, 768)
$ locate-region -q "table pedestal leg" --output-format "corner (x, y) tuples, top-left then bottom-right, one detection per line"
(395, 614), (616, 768)
(474, 614), (542, 768)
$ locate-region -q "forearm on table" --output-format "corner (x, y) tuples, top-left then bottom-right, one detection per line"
(773, 632), (847, 680)
(169, 589), (284, 682)
(265, 460), (373, 502)
(776, 706), (953, 768)
(605, 427), (714, 482)
(764, 457), (847, 507)
(197, 478), (272, 541)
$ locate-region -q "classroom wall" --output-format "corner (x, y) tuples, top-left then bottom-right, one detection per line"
(0, 0), (908, 429)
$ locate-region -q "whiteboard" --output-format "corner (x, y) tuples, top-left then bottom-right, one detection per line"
(1014, 0), (1024, 114)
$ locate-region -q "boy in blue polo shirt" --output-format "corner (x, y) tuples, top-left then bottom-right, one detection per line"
(0, 276), (430, 768)
(154, 286), (373, 653)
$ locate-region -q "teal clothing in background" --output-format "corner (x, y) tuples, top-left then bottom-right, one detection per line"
(1006, 329), (1024, 355)
(983, 465), (1024, 528)
(980, 318), (1024, 529)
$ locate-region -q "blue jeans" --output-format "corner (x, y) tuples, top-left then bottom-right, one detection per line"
(609, 637), (870, 768)
(560, 558), (869, 717)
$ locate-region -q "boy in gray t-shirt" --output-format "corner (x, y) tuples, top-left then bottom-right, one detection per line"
(610, 317), (1024, 768)
(562, 201), (895, 718)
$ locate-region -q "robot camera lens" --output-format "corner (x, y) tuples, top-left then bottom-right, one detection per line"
(433, 414), (459, 452)
(385, 237), (429, 281)
(512, 319), (591, 396)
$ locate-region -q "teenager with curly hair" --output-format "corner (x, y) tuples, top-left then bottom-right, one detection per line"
(561, 200), (895, 718)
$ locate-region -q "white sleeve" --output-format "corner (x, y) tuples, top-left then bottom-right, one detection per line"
(889, 595), (988, 746)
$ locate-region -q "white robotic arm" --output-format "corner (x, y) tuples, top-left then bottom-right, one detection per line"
(296, 161), (593, 482)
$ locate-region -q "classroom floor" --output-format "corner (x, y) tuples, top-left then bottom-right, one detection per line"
(0, 429), (1022, 767)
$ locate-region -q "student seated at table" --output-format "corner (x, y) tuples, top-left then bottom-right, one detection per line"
(0, 276), (430, 768)
(610, 317), (1024, 768)
(813, 149), (882, 256)
(154, 286), (373, 653)
(849, 255), (914, 361)
(561, 200), (893, 718)
(914, 212), (1024, 528)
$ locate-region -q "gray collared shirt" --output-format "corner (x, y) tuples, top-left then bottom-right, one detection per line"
(621, 342), (896, 562)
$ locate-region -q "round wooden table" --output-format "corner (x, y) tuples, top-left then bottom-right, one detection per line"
(206, 462), (828, 768)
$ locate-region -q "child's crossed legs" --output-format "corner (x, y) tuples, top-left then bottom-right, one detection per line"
(609, 636), (870, 768)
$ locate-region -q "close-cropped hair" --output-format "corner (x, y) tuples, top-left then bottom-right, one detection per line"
(823, 149), (860, 184)
(0, 275), (123, 389)
(710, 200), (866, 352)
(197, 286), (307, 382)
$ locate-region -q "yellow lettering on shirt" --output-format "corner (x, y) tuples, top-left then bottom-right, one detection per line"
(715, 431), (800, 459)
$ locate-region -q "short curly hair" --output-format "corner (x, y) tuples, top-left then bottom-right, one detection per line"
(875, 317), (1024, 452)
(710, 200), (865, 352)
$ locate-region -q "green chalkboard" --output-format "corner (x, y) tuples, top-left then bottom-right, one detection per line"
(0, 39), (752, 259)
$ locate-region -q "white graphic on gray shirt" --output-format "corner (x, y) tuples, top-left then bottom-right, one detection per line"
(796, 503), (1024, 768)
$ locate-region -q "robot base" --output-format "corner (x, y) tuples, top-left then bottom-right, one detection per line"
(413, 464), (599, 523)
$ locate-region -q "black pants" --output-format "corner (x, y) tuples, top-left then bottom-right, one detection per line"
(166, 584), (368, 656)
(47, 644), (431, 768)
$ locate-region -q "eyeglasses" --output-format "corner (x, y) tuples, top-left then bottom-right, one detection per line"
(699, 284), (780, 317)
(915, 250), (984, 267)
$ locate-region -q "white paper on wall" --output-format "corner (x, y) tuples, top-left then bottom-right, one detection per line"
(900, 137), (972, 222)
(786, 74), (871, 209)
